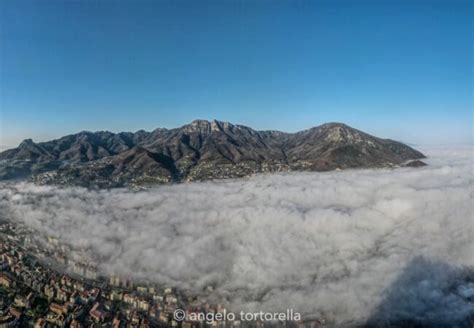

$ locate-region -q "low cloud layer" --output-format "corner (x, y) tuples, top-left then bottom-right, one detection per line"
(1, 146), (473, 325)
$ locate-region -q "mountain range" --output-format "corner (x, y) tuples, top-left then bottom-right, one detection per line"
(0, 120), (426, 188)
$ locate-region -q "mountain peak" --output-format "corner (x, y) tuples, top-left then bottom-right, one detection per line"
(189, 119), (210, 125)
(319, 122), (352, 130)
(19, 138), (35, 148)
(311, 122), (366, 142)
(185, 119), (234, 133)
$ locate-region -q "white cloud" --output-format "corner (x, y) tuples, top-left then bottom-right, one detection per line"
(0, 145), (473, 325)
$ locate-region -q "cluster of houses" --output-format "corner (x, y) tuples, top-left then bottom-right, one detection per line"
(0, 222), (186, 327)
(0, 221), (322, 328)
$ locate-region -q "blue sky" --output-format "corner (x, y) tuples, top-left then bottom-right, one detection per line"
(0, 0), (472, 148)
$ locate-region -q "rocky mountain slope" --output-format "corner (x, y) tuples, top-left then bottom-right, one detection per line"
(0, 120), (426, 187)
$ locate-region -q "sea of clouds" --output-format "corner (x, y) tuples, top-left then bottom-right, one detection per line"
(0, 145), (473, 326)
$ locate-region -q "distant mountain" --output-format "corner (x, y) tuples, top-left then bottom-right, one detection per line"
(0, 120), (426, 188)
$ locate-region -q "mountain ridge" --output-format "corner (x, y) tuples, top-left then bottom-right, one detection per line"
(0, 120), (426, 187)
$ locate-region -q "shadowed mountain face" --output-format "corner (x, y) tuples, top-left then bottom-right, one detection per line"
(0, 120), (425, 187)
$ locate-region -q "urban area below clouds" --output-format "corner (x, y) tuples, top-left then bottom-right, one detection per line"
(0, 146), (473, 326)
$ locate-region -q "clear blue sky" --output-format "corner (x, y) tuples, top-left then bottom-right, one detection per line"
(0, 0), (472, 148)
